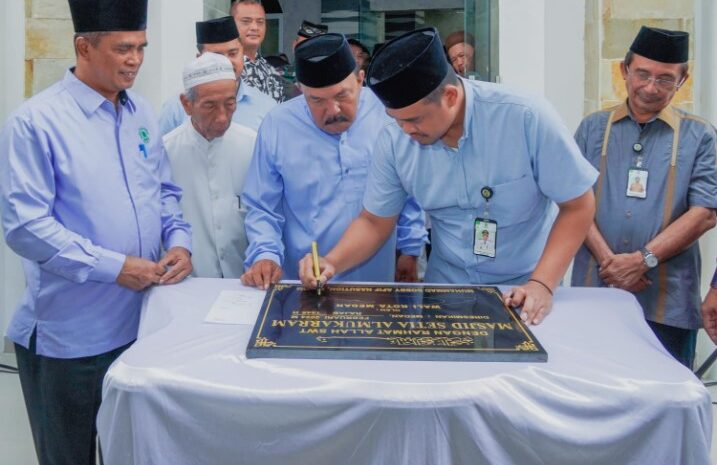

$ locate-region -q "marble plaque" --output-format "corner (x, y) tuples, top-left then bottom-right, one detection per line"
(246, 283), (547, 362)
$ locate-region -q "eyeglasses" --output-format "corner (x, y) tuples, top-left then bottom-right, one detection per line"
(626, 66), (684, 91)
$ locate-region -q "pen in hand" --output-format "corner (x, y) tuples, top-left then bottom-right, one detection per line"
(311, 241), (323, 296)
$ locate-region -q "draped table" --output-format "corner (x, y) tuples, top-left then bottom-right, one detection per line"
(97, 278), (712, 465)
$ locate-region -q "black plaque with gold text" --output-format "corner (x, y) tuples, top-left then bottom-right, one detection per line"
(246, 283), (547, 362)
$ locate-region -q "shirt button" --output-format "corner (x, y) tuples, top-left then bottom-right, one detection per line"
(625, 211), (632, 219)
(345, 168), (349, 174)
(623, 239), (629, 245)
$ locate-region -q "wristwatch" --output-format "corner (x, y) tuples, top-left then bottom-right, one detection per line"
(640, 248), (658, 268)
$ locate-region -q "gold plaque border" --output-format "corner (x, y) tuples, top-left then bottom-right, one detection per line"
(252, 284), (541, 353)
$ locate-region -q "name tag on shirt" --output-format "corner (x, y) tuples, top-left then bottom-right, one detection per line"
(474, 218), (497, 258)
(626, 167), (648, 199)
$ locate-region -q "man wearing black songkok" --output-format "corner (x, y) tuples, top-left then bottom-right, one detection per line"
(299, 28), (598, 328)
(240, 33), (427, 289)
(572, 26), (717, 368)
(157, 16), (276, 135)
(2, 1), (194, 464)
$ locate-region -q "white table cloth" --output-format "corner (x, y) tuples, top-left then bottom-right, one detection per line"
(97, 278), (712, 465)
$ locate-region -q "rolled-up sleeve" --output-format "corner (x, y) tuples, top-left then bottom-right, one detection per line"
(395, 197), (427, 256)
(526, 98), (598, 204)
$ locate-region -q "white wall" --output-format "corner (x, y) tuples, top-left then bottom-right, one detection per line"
(498, 0), (546, 95)
(0, 0), (27, 352)
(544, 0), (586, 131)
(498, 0), (586, 131)
(132, 0), (204, 114)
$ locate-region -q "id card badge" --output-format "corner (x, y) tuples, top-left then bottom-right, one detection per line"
(626, 167), (648, 199)
(474, 218), (497, 258)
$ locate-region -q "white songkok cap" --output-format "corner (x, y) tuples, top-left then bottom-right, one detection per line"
(182, 52), (236, 92)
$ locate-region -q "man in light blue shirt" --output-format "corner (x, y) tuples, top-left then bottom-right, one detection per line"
(241, 33), (427, 288)
(299, 28), (597, 326)
(158, 16), (276, 135)
(0, 1), (191, 463)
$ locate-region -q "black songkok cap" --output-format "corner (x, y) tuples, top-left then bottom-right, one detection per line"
(298, 20), (328, 39)
(295, 33), (356, 88)
(196, 16), (239, 44)
(368, 27), (449, 109)
(629, 26), (689, 64)
(69, 0), (148, 33)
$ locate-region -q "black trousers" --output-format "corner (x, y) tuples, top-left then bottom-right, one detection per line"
(647, 320), (697, 369)
(14, 331), (132, 465)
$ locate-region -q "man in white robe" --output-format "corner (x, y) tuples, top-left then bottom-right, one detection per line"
(164, 53), (257, 278)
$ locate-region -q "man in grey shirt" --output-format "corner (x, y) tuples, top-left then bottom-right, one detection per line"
(572, 26), (717, 367)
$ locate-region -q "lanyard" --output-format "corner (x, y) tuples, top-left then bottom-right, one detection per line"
(586, 105), (681, 322)
(481, 186), (493, 218)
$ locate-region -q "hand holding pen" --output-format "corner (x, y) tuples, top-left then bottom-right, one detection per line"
(311, 241), (323, 296)
(299, 241), (335, 292)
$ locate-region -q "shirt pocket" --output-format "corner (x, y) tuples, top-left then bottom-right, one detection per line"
(488, 174), (542, 228)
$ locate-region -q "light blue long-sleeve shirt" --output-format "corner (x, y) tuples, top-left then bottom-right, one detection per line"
(242, 89), (427, 281)
(364, 78), (597, 284)
(158, 79), (276, 136)
(0, 69), (192, 358)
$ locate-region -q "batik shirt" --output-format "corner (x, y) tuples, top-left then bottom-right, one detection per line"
(241, 54), (285, 103)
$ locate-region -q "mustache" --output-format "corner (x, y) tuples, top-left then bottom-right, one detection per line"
(324, 115), (349, 125)
(636, 91), (664, 103)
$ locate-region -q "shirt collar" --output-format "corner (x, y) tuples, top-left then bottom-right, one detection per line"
(62, 68), (136, 116)
(614, 100), (679, 132)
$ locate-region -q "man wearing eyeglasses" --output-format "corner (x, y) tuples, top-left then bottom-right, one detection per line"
(157, 16), (276, 135)
(231, 0), (284, 102)
(572, 26), (717, 368)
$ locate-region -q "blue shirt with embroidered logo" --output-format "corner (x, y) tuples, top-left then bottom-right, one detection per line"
(158, 79), (276, 136)
(0, 69), (192, 358)
(363, 78), (598, 284)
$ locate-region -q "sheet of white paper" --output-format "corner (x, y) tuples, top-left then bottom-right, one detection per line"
(204, 289), (265, 325)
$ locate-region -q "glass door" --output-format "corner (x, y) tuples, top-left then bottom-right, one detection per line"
(321, 0), (498, 82)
